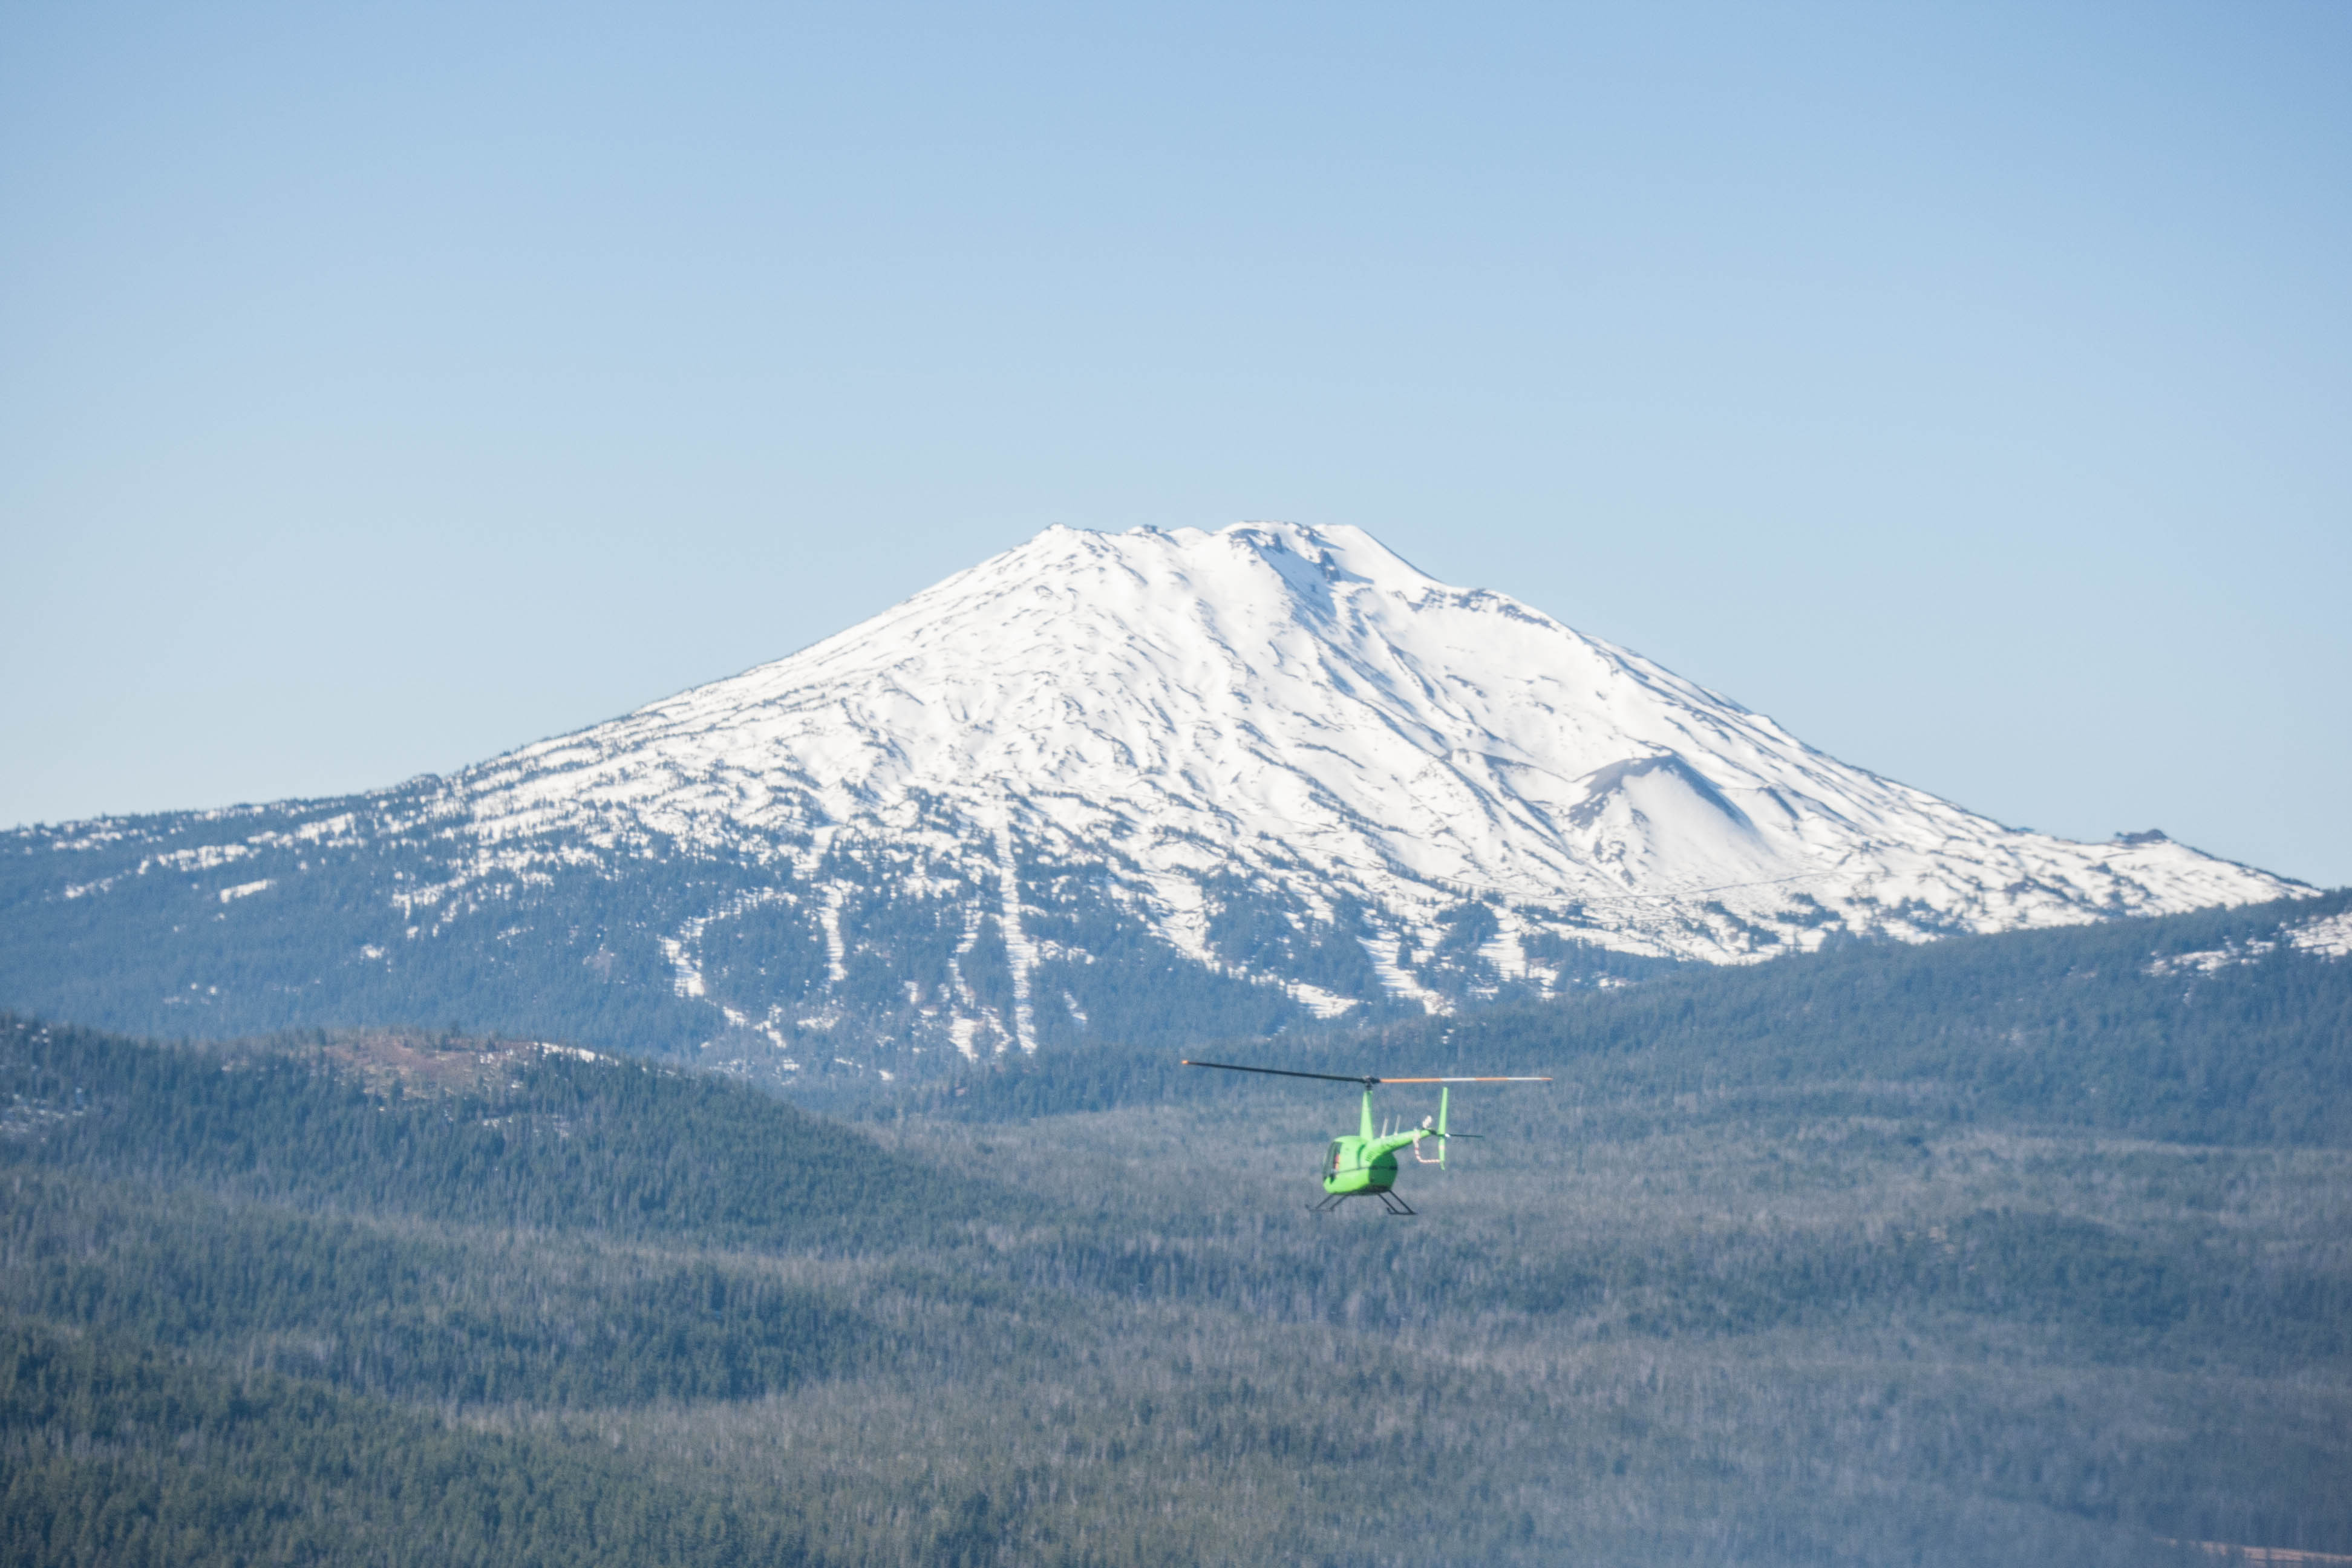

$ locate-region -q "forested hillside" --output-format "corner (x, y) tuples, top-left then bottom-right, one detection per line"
(3, 890), (2348, 1566)
(921, 889), (2352, 1145)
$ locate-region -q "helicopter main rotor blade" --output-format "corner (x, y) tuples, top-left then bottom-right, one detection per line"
(1181, 1059), (1378, 1085)
(1181, 1061), (1553, 1086)
(1375, 1076), (1553, 1083)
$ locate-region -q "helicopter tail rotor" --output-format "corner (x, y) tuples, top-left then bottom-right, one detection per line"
(1410, 1088), (1451, 1168)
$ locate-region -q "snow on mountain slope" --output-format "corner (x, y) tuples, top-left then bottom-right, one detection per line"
(442, 523), (2299, 1021)
(6, 521), (2304, 1069)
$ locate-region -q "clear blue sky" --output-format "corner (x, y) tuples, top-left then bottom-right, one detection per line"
(4, 1), (2347, 886)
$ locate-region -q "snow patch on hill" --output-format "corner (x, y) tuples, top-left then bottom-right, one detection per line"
(2150, 909), (2352, 974)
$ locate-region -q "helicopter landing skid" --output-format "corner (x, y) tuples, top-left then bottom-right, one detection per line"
(1309, 1189), (1417, 1217)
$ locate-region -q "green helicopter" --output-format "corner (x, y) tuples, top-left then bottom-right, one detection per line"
(1182, 1059), (1551, 1215)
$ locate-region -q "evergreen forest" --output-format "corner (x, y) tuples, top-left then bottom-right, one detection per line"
(2, 891), (2348, 1565)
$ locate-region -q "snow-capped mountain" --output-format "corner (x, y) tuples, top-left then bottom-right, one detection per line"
(0, 522), (2307, 1072)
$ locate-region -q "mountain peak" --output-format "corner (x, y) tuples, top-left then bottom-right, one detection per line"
(479, 520), (2301, 990)
(8, 521), (2307, 1067)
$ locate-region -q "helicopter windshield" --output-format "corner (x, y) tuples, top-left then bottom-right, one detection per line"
(1324, 1141), (1343, 1175)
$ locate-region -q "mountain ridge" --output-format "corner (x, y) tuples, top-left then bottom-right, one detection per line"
(0, 521), (2307, 1073)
